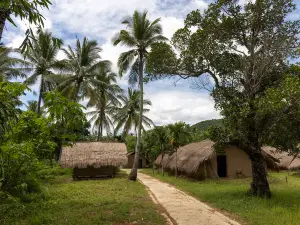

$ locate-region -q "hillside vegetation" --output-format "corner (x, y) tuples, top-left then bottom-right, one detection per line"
(192, 119), (223, 132)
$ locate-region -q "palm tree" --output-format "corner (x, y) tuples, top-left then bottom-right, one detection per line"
(57, 37), (111, 101)
(152, 126), (170, 176)
(26, 100), (38, 112)
(87, 66), (123, 141)
(112, 10), (167, 180)
(0, 47), (30, 82)
(168, 122), (190, 178)
(24, 30), (62, 115)
(87, 101), (115, 141)
(113, 88), (153, 137)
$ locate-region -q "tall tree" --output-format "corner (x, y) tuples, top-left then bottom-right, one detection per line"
(58, 37), (111, 101)
(24, 30), (62, 115)
(87, 65), (123, 140)
(87, 101), (115, 141)
(112, 10), (167, 180)
(0, 47), (30, 81)
(147, 0), (300, 197)
(0, 0), (52, 43)
(113, 88), (153, 137)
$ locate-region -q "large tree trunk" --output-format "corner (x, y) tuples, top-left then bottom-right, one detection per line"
(245, 104), (271, 198)
(128, 53), (144, 181)
(37, 76), (44, 116)
(0, 8), (9, 43)
(248, 147), (271, 198)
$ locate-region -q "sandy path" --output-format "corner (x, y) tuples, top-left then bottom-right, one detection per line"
(137, 172), (240, 225)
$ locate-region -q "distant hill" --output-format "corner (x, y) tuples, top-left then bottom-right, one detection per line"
(191, 119), (223, 132)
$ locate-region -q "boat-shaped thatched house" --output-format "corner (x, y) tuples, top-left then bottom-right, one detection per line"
(154, 140), (278, 180)
(262, 146), (300, 170)
(60, 142), (127, 179)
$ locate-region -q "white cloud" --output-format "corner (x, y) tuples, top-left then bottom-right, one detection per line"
(160, 17), (184, 39)
(145, 88), (220, 126)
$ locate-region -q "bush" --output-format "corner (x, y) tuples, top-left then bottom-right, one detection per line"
(37, 166), (72, 180)
(0, 112), (56, 199)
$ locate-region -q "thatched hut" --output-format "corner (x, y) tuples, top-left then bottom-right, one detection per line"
(126, 152), (149, 168)
(60, 142), (127, 179)
(262, 146), (300, 170)
(155, 140), (278, 180)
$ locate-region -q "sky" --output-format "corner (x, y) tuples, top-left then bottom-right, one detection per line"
(2, 0), (300, 128)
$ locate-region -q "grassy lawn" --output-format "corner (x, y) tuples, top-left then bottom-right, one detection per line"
(0, 171), (166, 225)
(141, 169), (300, 225)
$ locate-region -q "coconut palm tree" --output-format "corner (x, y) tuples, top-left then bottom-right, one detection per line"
(112, 10), (167, 180)
(24, 30), (62, 115)
(87, 66), (123, 141)
(0, 47), (30, 82)
(57, 37), (111, 101)
(26, 100), (38, 112)
(87, 101), (115, 141)
(113, 88), (153, 137)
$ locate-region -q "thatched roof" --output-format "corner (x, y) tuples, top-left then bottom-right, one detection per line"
(154, 153), (171, 167)
(262, 146), (300, 170)
(60, 142), (127, 168)
(168, 140), (216, 174)
(154, 140), (279, 174)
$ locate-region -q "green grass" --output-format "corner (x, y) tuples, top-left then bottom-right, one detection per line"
(141, 169), (300, 225)
(0, 171), (166, 225)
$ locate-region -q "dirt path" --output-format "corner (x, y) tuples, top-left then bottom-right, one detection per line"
(137, 172), (240, 225)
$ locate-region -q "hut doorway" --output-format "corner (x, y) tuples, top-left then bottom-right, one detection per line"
(138, 159), (143, 168)
(217, 155), (227, 177)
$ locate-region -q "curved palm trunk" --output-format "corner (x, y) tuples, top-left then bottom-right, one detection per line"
(0, 8), (9, 43)
(37, 76), (44, 116)
(129, 54), (143, 181)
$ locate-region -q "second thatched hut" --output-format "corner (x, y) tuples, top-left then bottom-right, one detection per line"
(154, 139), (278, 180)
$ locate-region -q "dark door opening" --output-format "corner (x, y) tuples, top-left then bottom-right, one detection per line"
(217, 155), (227, 177)
(138, 159), (143, 168)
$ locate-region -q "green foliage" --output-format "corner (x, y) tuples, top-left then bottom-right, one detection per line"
(191, 119), (223, 132)
(44, 91), (87, 155)
(112, 10), (168, 77)
(0, 111), (56, 198)
(5, 111), (56, 159)
(86, 67), (122, 140)
(145, 42), (178, 79)
(0, 82), (27, 136)
(125, 135), (136, 153)
(112, 88), (153, 135)
(57, 37), (110, 101)
(0, 47), (30, 81)
(168, 121), (191, 150)
(0, 0), (52, 28)
(258, 73), (300, 155)
(37, 165), (72, 180)
(24, 29), (63, 114)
